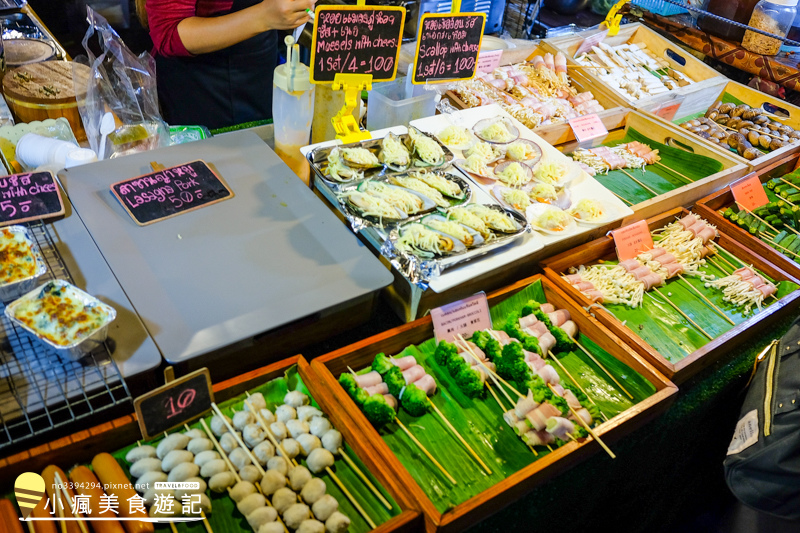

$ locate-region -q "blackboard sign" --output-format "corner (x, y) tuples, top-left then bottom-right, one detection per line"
(413, 13), (486, 85)
(310, 5), (406, 83)
(134, 368), (214, 440)
(110, 160), (234, 226)
(0, 171), (65, 226)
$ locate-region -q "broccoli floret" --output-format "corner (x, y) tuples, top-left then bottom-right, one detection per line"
(433, 341), (458, 366)
(400, 383), (429, 416)
(384, 366), (405, 397)
(470, 331), (492, 351)
(522, 336), (541, 355)
(572, 425), (588, 439)
(503, 314), (524, 340)
(550, 394), (569, 417)
(551, 327), (576, 353)
(520, 300), (541, 317)
(530, 383), (552, 405)
(553, 437), (567, 448)
(533, 309), (552, 328)
(502, 341), (525, 361)
(354, 388), (370, 406)
(509, 358), (531, 383)
(338, 373), (357, 397)
(447, 353), (469, 376)
(484, 338), (502, 361)
(363, 394), (396, 427)
(587, 404), (601, 422)
(455, 367), (484, 398)
(372, 353), (395, 375)
(499, 342), (530, 383)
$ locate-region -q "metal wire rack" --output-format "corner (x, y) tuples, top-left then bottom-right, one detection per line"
(0, 220), (131, 451)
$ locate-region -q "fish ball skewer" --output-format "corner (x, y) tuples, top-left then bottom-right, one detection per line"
(126, 445), (157, 463)
(284, 391), (309, 408)
(240, 465), (262, 484)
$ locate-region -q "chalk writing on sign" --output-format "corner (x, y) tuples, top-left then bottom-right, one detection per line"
(111, 161), (234, 226)
(311, 6), (406, 83)
(413, 13), (486, 84)
(0, 171), (64, 226)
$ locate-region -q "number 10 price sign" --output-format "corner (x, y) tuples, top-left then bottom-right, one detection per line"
(134, 368), (214, 439)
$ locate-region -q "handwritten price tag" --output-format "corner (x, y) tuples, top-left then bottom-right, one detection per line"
(568, 114), (608, 143)
(613, 220), (654, 261)
(576, 29), (608, 56)
(477, 50), (503, 73)
(654, 102), (681, 122)
(413, 13), (486, 84)
(432, 292), (492, 344)
(0, 171), (64, 226)
(134, 368), (214, 440)
(731, 173), (769, 212)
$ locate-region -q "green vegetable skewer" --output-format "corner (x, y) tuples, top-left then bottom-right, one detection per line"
(547, 384), (616, 459)
(545, 349), (607, 422)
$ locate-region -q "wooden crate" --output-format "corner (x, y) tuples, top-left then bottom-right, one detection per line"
(0, 355), (422, 533)
(311, 274), (678, 533)
(664, 80), (800, 172)
(695, 153), (800, 281)
(542, 23), (728, 120)
(443, 44), (628, 146)
(542, 207), (800, 383)
(553, 109), (749, 220)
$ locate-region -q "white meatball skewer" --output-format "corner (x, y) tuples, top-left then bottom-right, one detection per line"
(199, 418), (290, 533)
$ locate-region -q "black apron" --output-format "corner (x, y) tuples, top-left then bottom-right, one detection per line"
(155, 0), (279, 130)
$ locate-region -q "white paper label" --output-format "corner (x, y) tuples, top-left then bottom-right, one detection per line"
(431, 292), (492, 344)
(727, 409), (759, 455)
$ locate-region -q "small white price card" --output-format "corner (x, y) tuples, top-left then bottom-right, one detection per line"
(432, 292), (492, 344)
(731, 173), (769, 212)
(613, 220), (654, 261)
(568, 114), (608, 143)
(477, 50), (502, 73)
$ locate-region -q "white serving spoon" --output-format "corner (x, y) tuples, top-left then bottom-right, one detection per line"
(97, 112), (115, 160)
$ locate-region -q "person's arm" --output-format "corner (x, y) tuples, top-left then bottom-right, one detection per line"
(148, 0), (314, 58)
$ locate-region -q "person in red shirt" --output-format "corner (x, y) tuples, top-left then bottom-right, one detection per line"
(141, 0), (315, 130)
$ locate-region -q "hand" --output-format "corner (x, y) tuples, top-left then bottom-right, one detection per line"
(258, 0), (316, 30)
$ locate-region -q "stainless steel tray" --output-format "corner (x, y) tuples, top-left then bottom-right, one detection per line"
(307, 131), (455, 191)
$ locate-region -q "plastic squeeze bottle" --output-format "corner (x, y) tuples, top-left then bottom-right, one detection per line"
(273, 36), (315, 185)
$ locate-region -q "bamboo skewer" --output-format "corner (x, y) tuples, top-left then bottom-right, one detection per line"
(210, 404), (267, 477)
(736, 202), (800, 237)
(570, 337), (633, 400)
(546, 350), (609, 422)
(52, 471), (89, 533)
(649, 289), (714, 340)
(653, 162), (694, 184)
(178, 427), (214, 533)
(199, 418), (291, 533)
(345, 369), (457, 485)
(547, 384), (616, 459)
(337, 449), (393, 511)
(395, 418), (457, 484)
(609, 190), (634, 206)
(677, 274), (736, 325)
(778, 177), (800, 194)
(764, 236), (800, 259)
(427, 400), (493, 475)
(620, 168), (658, 196)
(325, 468), (376, 529)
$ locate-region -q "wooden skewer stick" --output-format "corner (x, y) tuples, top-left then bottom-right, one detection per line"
(569, 337), (633, 400)
(677, 274), (736, 326)
(53, 471), (89, 533)
(719, 122), (785, 140)
(648, 289), (714, 340)
(168, 524), (179, 533)
(395, 418), (457, 484)
(325, 466), (376, 529)
(620, 168), (658, 196)
(344, 370), (457, 485)
(180, 427), (215, 533)
(764, 236), (800, 259)
(427, 399), (493, 475)
(199, 418), (291, 533)
(609, 190), (634, 206)
(778, 177), (800, 193)
(653, 162), (694, 185)
(210, 404), (267, 477)
(547, 384), (616, 459)
(546, 350), (608, 422)
(337, 449), (393, 511)
(461, 334), (518, 406)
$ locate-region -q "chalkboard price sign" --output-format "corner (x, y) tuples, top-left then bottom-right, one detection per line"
(110, 160), (234, 226)
(0, 171), (65, 226)
(134, 368), (214, 440)
(310, 5), (406, 83)
(413, 13), (486, 85)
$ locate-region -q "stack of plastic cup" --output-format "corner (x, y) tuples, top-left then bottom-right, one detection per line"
(15, 133), (81, 168)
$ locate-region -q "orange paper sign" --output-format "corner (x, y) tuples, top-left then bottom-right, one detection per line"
(613, 220), (654, 261)
(654, 102), (681, 121)
(568, 114), (608, 143)
(731, 173), (769, 212)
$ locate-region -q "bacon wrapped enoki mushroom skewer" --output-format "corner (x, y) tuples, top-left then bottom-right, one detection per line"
(705, 267), (777, 313)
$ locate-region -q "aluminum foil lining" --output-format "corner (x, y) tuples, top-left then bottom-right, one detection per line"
(381, 231), (439, 290)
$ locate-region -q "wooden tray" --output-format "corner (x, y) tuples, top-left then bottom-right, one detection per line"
(0, 355), (422, 533)
(553, 109), (749, 220)
(542, 23), (728, 120)
(442, 44), (628, 147)
(694, 154), (800, 281)
(542, 207), (800, 383)
(666, 80), (800, 172)
(311, 274), (678, 533)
